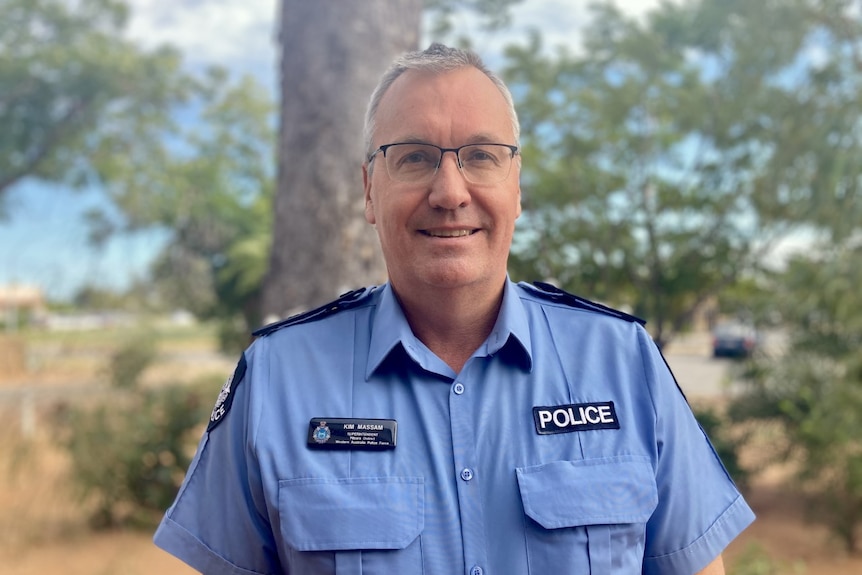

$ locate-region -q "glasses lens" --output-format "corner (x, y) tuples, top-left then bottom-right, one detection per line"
(458, 144), (515, 184)
(381, 143), (516, 184)
(384, 143), (441, 183)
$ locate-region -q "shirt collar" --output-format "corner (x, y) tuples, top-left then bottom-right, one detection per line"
(366, 278), (533, 379)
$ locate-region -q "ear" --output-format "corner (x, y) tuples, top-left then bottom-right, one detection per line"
(516, 190), (522, 220)
(362, 163), (376, 225)
(514, 157), (522, 219)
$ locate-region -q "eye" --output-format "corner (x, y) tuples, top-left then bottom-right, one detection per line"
(462, 145), (503, 166)
(392, 145), (438, 168)
(402, 151), (434, 164)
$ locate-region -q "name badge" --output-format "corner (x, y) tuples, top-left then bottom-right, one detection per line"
(533, 402), (620, 435)
(307, 418), (397, 450)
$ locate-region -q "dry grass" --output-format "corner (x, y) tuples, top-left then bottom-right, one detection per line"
(0, 409), (84, 549)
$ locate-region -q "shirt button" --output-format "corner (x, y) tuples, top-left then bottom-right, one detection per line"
(470, 566), (484, 575)
(460, 468), (474, 482)
(453, 382), (465, 395)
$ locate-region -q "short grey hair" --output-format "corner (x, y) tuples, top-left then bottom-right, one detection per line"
(363, 43), (520, 160)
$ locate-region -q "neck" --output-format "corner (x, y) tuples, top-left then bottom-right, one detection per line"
(393, 279), (506, 373)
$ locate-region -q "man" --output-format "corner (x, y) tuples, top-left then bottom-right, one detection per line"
(155, 43), (754, 575)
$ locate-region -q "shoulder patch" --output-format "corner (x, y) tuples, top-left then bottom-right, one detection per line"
(252, 287), (375, 338)
(525, 281), (646, 326)
(208, 353), (247, 432)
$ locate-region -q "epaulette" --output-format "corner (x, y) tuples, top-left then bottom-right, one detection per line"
(252, 287), (375, 338)
(525, 281), (646, 326)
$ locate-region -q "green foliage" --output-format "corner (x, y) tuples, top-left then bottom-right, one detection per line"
(3, 0), (271, 349)
(60, 381), (212, 528)
(0, 0), (187, 210)
(106, 331), (158, 389)
(425, 0), (524, 40)
(729, 243), (862, 552)
(715, 275), (781, 328)
(503, 0), (862, 346)
(728, 543), (806, 575)
(90, 69), (276, 350)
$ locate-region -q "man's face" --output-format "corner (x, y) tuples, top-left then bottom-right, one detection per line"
(363, 67), (522, 295)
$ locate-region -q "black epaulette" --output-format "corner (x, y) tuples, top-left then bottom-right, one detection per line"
(252, 287), (375, 338)
(526, 281), (646, 326)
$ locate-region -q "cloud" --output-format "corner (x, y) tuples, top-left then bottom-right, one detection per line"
(423, 0), (664, 67)
(124, 0), (278, 82)
(122, 0), (665, 83)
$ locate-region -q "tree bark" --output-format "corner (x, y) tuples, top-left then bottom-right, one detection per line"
(262, 0), (422, 319)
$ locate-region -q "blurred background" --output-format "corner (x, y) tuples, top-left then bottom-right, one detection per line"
(1, 0), (860, 573)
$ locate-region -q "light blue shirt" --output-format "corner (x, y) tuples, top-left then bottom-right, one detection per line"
(154, 279), (754, 575)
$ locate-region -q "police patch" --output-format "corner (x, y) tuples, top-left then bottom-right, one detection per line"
(207, 354), (247, 432)
(533, 401), (620, 435)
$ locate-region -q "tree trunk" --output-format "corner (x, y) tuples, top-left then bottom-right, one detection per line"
(262, 0), (422, 319)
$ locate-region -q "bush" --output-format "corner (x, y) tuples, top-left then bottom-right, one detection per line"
(60, 381), (212, 528)
(728, 246), (862, 553)
(106, 331), (159, 389)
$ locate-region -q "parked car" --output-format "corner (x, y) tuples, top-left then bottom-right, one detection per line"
(711, 322), (759, 358)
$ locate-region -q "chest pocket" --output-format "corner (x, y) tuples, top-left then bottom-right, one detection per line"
(278, 476), (424, 575)
(516, 456), (657, 575)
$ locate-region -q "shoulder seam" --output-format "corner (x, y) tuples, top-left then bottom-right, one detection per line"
(523, 281), (646, 326)
(252, 287), (376, 338)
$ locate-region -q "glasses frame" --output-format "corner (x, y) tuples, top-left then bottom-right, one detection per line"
(367, 142), (520, 184)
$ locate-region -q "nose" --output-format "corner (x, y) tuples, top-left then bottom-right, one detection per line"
(428, 152), (471, 210)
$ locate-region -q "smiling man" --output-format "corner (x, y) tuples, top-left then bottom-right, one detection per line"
(155, 43), (754, 575)
(362, 62), (523, 374)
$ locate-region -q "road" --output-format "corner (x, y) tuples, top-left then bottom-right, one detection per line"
(663, 330), (741, 399)
(665, 353), (739, 399)
(664, 329), (787, 399)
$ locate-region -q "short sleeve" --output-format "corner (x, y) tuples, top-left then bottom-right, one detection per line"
(637, 328), (755, 575)
(153, 349), (281, 575)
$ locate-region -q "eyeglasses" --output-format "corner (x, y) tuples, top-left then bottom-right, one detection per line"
(368, 142), (519, 185)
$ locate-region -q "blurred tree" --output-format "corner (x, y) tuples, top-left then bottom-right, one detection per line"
(504, 0), (861, 346)
(0, 0), (186, 214)
(729, 243), (862, 552)
(89, 70), (276, 352)
(261, 0), (422, 318)
(425, 0), (524, 40)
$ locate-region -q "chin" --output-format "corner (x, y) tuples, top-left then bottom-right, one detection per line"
(416, 265), (490, 290)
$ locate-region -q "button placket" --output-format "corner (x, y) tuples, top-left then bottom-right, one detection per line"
(448, 365), (489, 575)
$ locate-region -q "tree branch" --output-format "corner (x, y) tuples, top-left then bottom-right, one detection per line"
(0, 96), (94, 197)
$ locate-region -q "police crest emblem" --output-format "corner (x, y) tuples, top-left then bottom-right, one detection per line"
(312, 421), (331, 444)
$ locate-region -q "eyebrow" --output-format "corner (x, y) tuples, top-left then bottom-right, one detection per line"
(386, 133), (509, 146)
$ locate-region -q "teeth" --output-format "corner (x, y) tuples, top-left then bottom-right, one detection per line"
(426, 229), (473, 237)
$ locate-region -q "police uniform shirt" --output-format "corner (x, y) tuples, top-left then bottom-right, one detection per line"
(154, 279), (755, 575)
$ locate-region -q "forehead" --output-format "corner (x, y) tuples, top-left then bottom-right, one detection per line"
(373, 67), (514, 146)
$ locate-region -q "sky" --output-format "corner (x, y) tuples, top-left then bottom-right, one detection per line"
(0, 0), (667, 301)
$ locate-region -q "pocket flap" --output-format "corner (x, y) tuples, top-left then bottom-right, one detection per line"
(516, 456), (657, 529)
(278, 476), (424, 551)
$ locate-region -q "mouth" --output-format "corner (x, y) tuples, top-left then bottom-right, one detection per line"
(420, 228), (479, 238)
